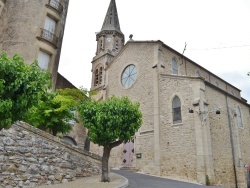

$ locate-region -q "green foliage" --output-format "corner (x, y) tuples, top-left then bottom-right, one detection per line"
(78, 96), (142, 146)
(25, 90), (81, 136)
(78, 96), (142, 182)
(58, 88), (88, 102)
(0, 52), (51, 128)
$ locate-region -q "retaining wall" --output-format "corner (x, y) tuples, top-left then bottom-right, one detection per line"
(0, 121), (101, 188)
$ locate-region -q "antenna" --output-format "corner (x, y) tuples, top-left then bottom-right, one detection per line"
(179, 42), (187, 65)
(182, 42), (187, 55)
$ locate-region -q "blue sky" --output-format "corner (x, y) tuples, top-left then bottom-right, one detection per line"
(59, 0), (250, 102)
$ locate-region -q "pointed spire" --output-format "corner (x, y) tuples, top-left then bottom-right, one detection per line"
(101, 0), (123, 35)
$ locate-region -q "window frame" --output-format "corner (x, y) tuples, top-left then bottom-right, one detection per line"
(215, 81), (219, 87)
(94, 65), (103, 86)
(121, 64), (137, 89)
(172, 96), (182, 124)
(195, 70), (201, 77)
(94, 69), (99, 86)
(171, 58), (178, 75)
(44, 16), (57, 34)
(115, 40), (119, 52)
(37, 50), (51, 71)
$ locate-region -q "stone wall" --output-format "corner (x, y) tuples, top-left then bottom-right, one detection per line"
(55, 73), (76, 90)
(0, 121), (101, 188)
(205, 84), (250, 187)
(159, 75), (198, 182)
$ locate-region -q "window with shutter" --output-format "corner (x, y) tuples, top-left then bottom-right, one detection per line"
(38, 51), (50, 70)
(44, 16), (56, 34)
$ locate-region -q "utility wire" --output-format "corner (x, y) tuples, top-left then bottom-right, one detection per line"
(188, 44), (250, 51)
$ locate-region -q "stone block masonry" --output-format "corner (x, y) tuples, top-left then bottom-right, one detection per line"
(0, 121), (101, 188)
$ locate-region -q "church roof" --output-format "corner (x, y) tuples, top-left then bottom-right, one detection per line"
(109, 40), (242, 94)
(100, 0), (123, 35)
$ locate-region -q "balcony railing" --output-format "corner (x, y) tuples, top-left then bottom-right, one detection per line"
(38, 28), (58, 48)
(48, 0), (63, 14)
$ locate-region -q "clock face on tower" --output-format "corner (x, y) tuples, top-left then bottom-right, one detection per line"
(121, 64), (137, 89)
(106, 37), (112, 42)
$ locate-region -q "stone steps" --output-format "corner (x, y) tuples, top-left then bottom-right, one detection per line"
(120, 166), (139, 172)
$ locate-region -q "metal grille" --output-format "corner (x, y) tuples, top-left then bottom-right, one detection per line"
(48, 0), (63, 14)
(40, 28), (58, 47)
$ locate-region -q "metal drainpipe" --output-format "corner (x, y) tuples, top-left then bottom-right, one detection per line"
(226, 95), (238, 188)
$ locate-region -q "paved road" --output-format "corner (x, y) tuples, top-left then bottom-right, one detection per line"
(112, 170), (221, 188)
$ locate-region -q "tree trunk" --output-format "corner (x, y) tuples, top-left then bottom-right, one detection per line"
(101, 145), (111, 182)
(52, 129), (57, 136)
(84, 131), (90, 151)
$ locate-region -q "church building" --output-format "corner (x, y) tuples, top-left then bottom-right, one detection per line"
(90, 0), (250, 187)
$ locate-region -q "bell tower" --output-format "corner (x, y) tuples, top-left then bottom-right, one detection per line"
(91, 0), (124, 90)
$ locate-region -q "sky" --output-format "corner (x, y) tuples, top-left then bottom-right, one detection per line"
(59, 0), (250, 102)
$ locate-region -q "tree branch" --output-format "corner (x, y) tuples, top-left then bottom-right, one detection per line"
(109, 140), (123, 149)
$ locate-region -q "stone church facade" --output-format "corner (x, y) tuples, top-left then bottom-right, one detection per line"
(90, 0), (250, 187)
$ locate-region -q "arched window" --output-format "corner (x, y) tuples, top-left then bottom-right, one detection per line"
(215, 81), (219, 87)
(115, 40), (119, 52)
(99, 39), (103, 51)
(172, 96), (182, 124)
(94, 69), (99, 86)
(94, 66), (103, 86)
(172, 58), (178, 75)
(99, 67), (103, 84)
(236, 106), (243, 128)
(195, 70), (201, 77)
(62, 136), (77, 146)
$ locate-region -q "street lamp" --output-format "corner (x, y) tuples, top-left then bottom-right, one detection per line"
(188, 108), (221, 122)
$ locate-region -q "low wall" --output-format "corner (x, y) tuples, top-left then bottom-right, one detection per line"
(0, 121), (101, 187)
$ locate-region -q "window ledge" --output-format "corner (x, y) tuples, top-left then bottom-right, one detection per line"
(140, 130), (154, 135)
(172, 123), (183, 127)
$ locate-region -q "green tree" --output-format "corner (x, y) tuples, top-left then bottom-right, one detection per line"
(78, 96), (142, 182)
(25, 88), (86, 136)
(0, 52), (51, 129)
(58, 87), (88, 101)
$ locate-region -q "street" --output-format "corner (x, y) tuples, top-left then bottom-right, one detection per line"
(113, 170), (221, 188)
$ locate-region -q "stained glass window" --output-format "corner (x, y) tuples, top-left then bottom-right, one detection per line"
(121, 65), (137, 89)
